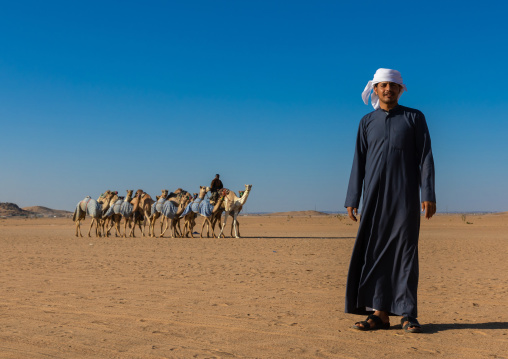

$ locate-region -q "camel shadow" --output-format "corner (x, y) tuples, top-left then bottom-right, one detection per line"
(410, 322), (508, 334)
(237, 236), (356, 239)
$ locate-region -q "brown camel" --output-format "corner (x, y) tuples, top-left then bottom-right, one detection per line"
(148, 189), (169, 237)
(159, 191), (193, 238)
(199, 190), (227, 238)
(98, 191), (118, 236)
(180, 186), (210, 238)
(129, 191), (155, 237)
(103, 190), (134, 237)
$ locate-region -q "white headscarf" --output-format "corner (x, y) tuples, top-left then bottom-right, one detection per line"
(361, 68), (407, 110)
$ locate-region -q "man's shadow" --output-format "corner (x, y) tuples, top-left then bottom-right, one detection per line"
(399, 322), (508, 333)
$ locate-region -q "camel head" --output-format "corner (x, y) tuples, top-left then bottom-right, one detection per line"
(110, 192), (119, 203)
(161, 189), (168, 198)
(244, 184), (252, 191)
(98, 190), (110, 201)
(198, 186), (209, 198)
(181, 192), (192, 207)
(126, 190), (133, 197)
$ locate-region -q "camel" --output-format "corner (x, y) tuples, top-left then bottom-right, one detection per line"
(97, 191), (118, 236)
(72, 196), (103, 237)
(102, 190), (134, 237)
(129, 190), (155, 237)
(198, 189), (227, 238)
(158, 190), (193, 238)
(218, 184), (252, 238)
(148, 189), (169, 237)
(210, 189), (246, 237)
(180, 186), (210, 238)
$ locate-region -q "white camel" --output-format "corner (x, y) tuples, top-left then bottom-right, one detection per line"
(218, 184), (252, 238)
(72, 196), (103, 237)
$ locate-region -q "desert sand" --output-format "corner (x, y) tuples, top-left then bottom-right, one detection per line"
(0, 213), (507, 358)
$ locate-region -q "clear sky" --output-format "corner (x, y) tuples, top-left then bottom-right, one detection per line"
(1, 0), (507, 213)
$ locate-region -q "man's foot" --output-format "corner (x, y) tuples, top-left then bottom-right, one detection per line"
(353, 311), (390, 331)
(401, 316), (422, 333)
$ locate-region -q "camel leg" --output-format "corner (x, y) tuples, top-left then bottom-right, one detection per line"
(142, 216), (149, 237)
(76, 220), (83, 237)
(123, 217), (128, 237)
(176, 219), (182, 237)
(159, 216), (166, 237)
(172, 219), (179, 238)
(232, 212), (240, 238)
(160, 216), (167, 237)
(229, 218), (240, 238)
(210, 213), (220, 238)
(205, 217), (212, 238)
(148, 216), (154, 237)
(106, 218), (115, 237)
(114, 215), (122, 237)
(172, 218), (180, 238)
(130, 215), (136, 237)
(200, 217), (209, 238)
(219, 212), (229, 238)
(88, 218), (95, 237)
(97, 218), (102, 237)
(187, 218), (194, 238)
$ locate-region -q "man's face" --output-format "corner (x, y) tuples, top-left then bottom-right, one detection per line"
(374, 82), (401, 106)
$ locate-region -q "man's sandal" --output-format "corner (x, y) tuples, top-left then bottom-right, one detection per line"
(401, 316), (422, 333)
(353, 314), (390, 331)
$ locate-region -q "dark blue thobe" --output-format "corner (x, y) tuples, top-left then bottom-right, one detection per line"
(344, 105), (435, 318)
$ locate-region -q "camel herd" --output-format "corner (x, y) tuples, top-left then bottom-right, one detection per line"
(72, 184), (252, 239)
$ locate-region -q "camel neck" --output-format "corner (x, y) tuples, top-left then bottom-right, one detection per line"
(239, 188), (251, 205)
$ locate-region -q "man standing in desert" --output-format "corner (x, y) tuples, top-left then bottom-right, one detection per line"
(344, 68), (436, 333)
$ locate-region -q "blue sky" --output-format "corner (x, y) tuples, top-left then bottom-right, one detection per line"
(1, 1), (507, 213)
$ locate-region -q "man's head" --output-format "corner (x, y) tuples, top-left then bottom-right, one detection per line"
(362, 68), (407, 110)
(215, 174), (220, 178)
(374, 82), (402, 108)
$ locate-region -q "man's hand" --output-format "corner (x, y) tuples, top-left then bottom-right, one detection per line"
(421, 201), (436, 219)
(347, 207), (358, 222)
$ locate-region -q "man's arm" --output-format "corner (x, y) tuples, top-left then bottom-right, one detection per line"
(344, 119), (367, 221)
(415, 112), (436, 220)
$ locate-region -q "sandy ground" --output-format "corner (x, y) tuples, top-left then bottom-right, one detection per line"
(0, 213), (507, 359)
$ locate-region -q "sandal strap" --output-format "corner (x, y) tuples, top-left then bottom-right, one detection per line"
(354, 320), (371, 330)
(401, 316), (421, 329)
(368, 314), (385, 328)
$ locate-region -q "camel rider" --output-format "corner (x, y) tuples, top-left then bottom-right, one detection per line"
(210, 174), (223, 204)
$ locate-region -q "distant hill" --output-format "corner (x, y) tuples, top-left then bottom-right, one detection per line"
(0, 203), (72, 218)
(0, 203), (33, 217)
(23, 206), (72, 218)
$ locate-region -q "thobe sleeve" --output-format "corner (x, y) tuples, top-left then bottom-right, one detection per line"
(345, 119), (367, 208)
(415, 112), (436, 203)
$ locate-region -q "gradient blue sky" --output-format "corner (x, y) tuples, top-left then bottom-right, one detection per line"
(1, 1), (507, 213)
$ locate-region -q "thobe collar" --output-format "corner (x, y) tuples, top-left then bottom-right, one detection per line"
(376, 104), (402, 115)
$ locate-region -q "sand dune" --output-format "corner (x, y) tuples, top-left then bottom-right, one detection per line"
(0, 213), (506, 358)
